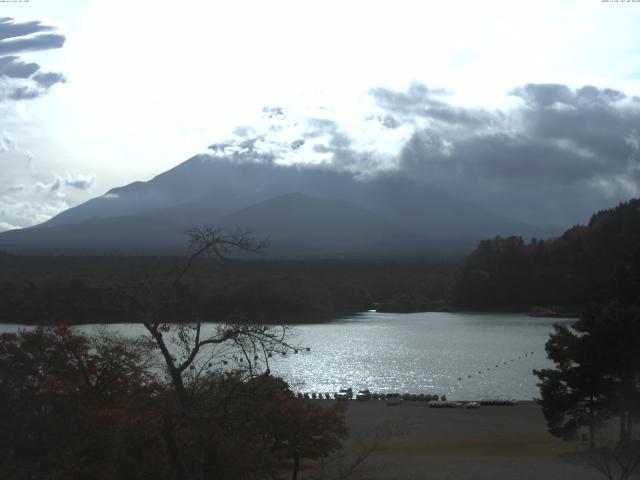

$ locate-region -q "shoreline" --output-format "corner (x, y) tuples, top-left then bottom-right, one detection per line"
(0, 307), (578, 326)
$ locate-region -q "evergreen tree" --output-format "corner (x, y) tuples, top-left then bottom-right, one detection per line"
(535, 303), (640, 448)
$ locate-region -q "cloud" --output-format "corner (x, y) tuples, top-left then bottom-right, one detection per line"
(379, 83), (640, 226)
(0, 129), (16, 152)
(0, 17), (66, 102)
(33, 71), (65, 88)
(0, 17), (55, 41)
(0, 33), (66, 56)
(290, 139), (305, 150)
(370, 82), (497, 129)
(49, 177), (61, 192)
(0, 177), (69, 232)
(0, 56), (39, 78)
(65, 174), (95, 190)
(195, 82), (640, 228)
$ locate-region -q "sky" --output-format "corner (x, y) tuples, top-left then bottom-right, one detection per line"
(0, 0), (639, 232)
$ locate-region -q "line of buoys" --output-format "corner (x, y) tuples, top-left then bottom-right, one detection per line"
(479, 398), (518, 406)
(456, 351), (537, 384)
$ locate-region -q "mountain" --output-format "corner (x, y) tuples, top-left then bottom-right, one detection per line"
(0, 155), (555, 257)
(214, 192), (422, 255)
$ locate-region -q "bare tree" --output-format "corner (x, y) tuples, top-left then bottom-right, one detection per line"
(121, 225), (301, 480)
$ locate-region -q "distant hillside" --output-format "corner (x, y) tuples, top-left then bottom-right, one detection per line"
(214, 192), (420, 254)
(453, 198), (640, 309)
(0, 155), (554, 257)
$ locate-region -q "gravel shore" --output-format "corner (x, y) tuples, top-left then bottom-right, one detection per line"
(320, 400), (603, 480)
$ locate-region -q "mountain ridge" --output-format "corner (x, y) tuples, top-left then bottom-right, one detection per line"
(0, 156), (558, 257)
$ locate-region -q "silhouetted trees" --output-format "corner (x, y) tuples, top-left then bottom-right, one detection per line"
(0, 326), (348, 480)
(535, 303), (640, 449)
(454, 199), (640, 310)
(0, 252), (457, 323)
(0, 326), (165, 479)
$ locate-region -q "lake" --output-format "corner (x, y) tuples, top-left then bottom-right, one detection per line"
(0, 311), (572, 400)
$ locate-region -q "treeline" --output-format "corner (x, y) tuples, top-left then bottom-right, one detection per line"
(453, 198), (640, 310)
(4, 198), (639, 323)
(0, 254), (456, 324)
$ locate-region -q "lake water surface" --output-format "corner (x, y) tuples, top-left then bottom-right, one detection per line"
(1, 311), (572, 400)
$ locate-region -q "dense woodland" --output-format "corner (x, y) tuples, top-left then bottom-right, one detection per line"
(0, 254), (456, 324)
(453, 199), (640, 311)
(1, 198), (640, 324)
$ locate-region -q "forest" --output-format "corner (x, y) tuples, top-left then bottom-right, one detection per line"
(1, 198), (640, 324)
(0, 253), (456, 324)
(453, 198), (640, 312)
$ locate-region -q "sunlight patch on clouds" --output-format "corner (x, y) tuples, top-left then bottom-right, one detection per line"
(0, 181), (69, 231)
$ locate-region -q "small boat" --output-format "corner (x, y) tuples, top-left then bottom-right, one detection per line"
(335, 387), (353, 400)
(356, 389), (371, 401)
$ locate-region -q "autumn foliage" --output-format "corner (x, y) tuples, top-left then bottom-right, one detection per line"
(0, 327), (346, 480)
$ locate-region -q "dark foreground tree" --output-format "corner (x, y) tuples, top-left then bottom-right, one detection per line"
(0, 326), (165, 480)
(0, 326), (348, 480)
(535, 303), (640, 449)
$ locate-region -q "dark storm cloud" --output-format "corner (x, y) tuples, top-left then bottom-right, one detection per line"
(512, 84), (626, 108)
(370, 82), (496, 128)
(0, 17), (55, 41)
(5, 85), (40, 101)
(510, 84), (638, 166)
(379, 114), (400, 129)
(374, 82), (640, 227)
(370, 83), (448, 113)
(33, 71), (65, 88)
(0, 33), (65, 55)
(0, 56), (39, 78)
(0, 17), (66, 102)
(290, 139), (305, 150)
